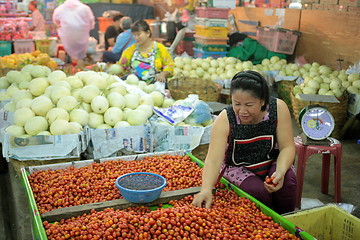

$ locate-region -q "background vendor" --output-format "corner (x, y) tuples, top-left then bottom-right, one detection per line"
(28, 1), (45, 31)
(118, 20), (174, 83)
(104, 13), (124, 51)
(227, 32), (287, 64)
(102, 17), (135, 63)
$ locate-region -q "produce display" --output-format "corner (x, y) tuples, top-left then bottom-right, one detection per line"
(173, 56), (256, 81)
(28, 155), (202, 213)
(0, 51), (58, 69)
(42, 189), (300, 239)
(289, 63), (360, 99)
(0, 17), (32, 41)
(173, 55), (359, 100)
(1, 67), (167, 137)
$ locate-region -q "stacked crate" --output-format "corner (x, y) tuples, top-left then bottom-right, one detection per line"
(177, 31), (195, 56)
(194, 7), (230, 59)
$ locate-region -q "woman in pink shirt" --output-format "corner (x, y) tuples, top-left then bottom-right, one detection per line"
(53, 0), (95, 67)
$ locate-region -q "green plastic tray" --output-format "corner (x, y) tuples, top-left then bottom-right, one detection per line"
(21, 152), (315, 240)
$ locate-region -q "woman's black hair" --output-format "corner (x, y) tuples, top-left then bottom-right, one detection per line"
(228, 32), (248, 47)
(131, 20), (152, 37)
(230, 70), (269, 111)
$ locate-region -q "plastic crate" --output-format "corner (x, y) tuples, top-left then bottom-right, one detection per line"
(195, 17), (229, 28)
(13, 39), (35, 54)
(194, 34), (228, 45)
(256, 27), (300, 55)
(0, 41), (12, 57)
(195, 25), (229, 38)
(98, 17), (113, 32)
(194, 48), (228, 59)
(194, 42), (228, 52)
(195, 7), (230, 19)
(205, 0), (237, 8)
(35, 39), (52, 54)
(284, 205), (360, 240)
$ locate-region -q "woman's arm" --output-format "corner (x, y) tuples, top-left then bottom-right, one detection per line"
(155, 43), (174, 77)
(192, 110), (230, 208)
(154, 71), (171, 82)
(117, 44), (136, 73)
(265, 99), (295, 191)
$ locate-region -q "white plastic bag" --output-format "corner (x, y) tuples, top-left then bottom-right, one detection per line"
(53, 0), (95, 60)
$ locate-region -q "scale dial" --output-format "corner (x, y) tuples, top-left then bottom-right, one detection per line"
(300, 106), (335, 140)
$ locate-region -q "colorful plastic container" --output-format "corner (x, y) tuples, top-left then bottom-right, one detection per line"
(194, 48), (228, 59)
(256, 27), (300, 55)
(195, 7), (230, 19)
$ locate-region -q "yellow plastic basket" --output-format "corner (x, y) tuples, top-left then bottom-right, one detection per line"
(35, 39), (51, 55)
(194, 25), (228, 38)
(284, 205), (360, 240)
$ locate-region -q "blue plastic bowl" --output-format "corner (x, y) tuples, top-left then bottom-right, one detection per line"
(115, 172), (167, 203)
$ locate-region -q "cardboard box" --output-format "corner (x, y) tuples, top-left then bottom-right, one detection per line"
(324, 4), (348, 10)
(347, 5), (360, 12)
(284, 205), (360, 240)
(312, 3), (325, 9)
(302, 3), (313, 9)
(339, 0), (360, 6)
(320, 0), (339, 4)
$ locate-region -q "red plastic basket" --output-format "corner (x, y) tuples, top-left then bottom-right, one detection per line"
(256, 27), (300, 55)
(98, 17), (113, 33)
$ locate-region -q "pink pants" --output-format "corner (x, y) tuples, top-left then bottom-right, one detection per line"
(223, 163), (297, 214)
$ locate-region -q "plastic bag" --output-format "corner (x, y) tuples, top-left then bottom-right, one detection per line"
(152, 94), (199, 125)
(346, 61), (360, 75)
(87, 37), (98, 55)
(53, 0), (95, 60)
(184, 99), (212, 125)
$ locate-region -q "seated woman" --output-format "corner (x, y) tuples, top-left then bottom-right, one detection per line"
(118, 20), (174, 83)
(192, 70), (297, 214)
(102, 17), (135, 63)
(227, 32), (287, 64)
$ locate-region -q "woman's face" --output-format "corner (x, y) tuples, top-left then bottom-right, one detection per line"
(231, 89), (265, 125)
(133, 30), (151, 46)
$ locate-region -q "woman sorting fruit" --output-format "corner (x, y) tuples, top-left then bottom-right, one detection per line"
(117, 20), (174, 83)
(192, 70), (297, 214)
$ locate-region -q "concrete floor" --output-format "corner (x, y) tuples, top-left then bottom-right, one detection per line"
(0, 118), (359, 240)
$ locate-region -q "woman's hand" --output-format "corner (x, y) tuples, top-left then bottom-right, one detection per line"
(154, 71), (168, 83)
(264, 171), (285, 193)
(192, 191), (213, 209)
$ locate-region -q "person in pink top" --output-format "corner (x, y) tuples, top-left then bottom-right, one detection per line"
(53, 0), (95, 67)
(28, 1), (45, 31)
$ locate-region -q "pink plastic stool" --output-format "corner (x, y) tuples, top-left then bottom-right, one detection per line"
(294, 135), (342, 209)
